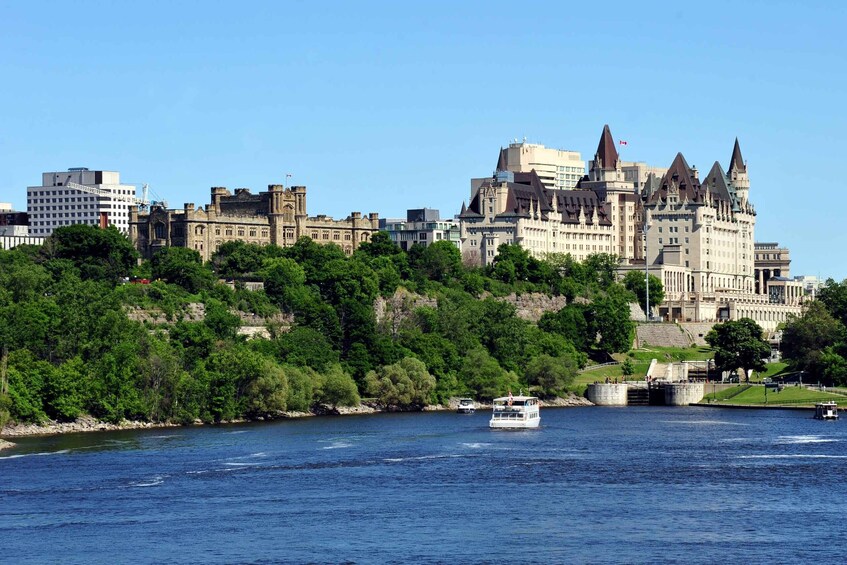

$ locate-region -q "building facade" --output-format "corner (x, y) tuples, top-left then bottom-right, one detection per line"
(459, 169), (614, 266)
(634, 139), (804, 330)
(475, 140), (586, 191)
(462, 126), (805, 331)
(129, 184), (379, 261)
(27, 168), (138, 236)
(379, 208), (460, 251)
(0, 203), (29, 237)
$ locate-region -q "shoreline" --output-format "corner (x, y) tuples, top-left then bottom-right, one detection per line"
(0, 394), (595, 442)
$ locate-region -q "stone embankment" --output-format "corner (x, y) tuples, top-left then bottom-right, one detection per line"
(1, 394), (593, 439)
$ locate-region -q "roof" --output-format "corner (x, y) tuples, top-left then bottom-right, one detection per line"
(496, 147), (507, 172)
(594, 124), (619, 170)
(729, 138), (746, 173)
(647, 152), (701, 204)
(702, 161), (743, 212)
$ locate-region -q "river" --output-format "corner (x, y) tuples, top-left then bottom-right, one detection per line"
(2, 406), (845, 564)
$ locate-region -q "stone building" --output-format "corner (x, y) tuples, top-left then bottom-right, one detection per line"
(631, 138), (804, 330)
(129, 184), (379, 261)
(459, 167), (614, 266)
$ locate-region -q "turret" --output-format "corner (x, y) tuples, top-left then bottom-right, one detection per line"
(728, 138), (750, 205)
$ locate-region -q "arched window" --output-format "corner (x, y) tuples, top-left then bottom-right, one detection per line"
(154, 222), (166, 239)
(195, 225), (205, 236)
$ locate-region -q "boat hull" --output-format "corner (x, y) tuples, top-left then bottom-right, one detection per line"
(489, 418), (540, 429)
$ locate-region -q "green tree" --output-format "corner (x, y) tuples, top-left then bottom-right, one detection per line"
(364, 357), (436, 409)
(49, 224), (139, 282)
(411, 240), (462, 284)
(705, 318), (770, 381)
(151, 247), (215, 293)
(587, 284), (636, 355)
(525, 354), (578, 396)
(817, 278), (847, 328)
(457, 347), (521, 400)
(315, 364), (360, 409)
(781, 301), (847, 382)
(275, 326), (340, 371)
(212, 241), (270, 278)
(622, 270), (664, 317)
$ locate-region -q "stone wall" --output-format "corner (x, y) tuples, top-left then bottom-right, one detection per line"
(663, 382), (705, 405)
(585, 383), (628, 406)
(495, 293), (568, 322)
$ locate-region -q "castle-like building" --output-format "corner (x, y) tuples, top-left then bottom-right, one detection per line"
(129, 184), (379, 261)
(461, 125), (804, 331)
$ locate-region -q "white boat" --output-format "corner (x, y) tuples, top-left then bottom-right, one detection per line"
(457, 398), (476, 414)
(489, 393), (540, 429)
(814, 402), (839, 420)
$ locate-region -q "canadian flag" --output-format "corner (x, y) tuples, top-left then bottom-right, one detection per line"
(619, 140), (628, 146)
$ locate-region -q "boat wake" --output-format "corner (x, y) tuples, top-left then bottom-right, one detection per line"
(776, 435), (839, 444)
(738, 454), (847, 460)
(129, 476), (164, 487)
(0, 449), (71, 460)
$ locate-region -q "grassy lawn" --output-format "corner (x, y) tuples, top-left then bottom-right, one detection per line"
(702, 384), (846, 406)
(624, 346), (713, 363)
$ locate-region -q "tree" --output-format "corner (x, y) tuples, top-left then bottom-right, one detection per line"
(587, 284), (635, 355)
(525, 354), (578, 396)
(315, 364), (360, 409)
(622, 270), (664, 317)
(49, 224), (138, 282)
(817, 278), (847, 328)
(457, 347), (521, 400)
(780, 301), (847, 382)
(151, 247), (215, 293)
(211, 241), (269, 278)
(411, 240), (462, 284)
(539, 303), (591, 353)
(705, 318), (770, 381)
(364, 357), (436, 409)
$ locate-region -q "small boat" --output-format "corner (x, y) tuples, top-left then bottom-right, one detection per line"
(489, 392), (540, 429)
(814, 402), (839, 420)
(457, 398), (476, 414)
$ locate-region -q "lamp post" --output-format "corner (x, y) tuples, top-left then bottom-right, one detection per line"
(644, 216), (651, 322)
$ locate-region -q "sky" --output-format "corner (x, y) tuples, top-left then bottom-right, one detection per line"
(1, 1), (846, 279)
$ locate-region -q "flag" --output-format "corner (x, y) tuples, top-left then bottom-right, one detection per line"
(619, 140), (628, 146)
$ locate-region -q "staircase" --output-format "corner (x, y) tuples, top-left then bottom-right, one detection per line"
(627, 385), (650, 406)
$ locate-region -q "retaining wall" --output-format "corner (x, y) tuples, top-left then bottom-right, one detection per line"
(664, 382), (705, 405)
(585, 383), (629, 406)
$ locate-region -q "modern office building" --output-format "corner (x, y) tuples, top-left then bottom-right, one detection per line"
(473, 140), (585, 192)
(379, 208), (460, 251)
(0, 203), (29, 237)
(27, 168), (139, 235)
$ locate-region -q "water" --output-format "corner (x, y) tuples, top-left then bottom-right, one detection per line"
(2, 407), (845, 564)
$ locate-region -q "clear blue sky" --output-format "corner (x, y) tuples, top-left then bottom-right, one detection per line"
(1, 1), (845, 279)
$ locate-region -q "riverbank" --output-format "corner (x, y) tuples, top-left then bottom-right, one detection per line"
(0, 394), (594, 439)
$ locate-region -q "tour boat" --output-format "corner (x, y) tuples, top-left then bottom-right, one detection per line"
(489, 392), (540, 429)
(457, 398), (476, 414)
(814, 402), (839, 420)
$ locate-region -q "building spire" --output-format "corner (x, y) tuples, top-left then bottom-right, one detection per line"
(594, 124), (619, 170)
(729, 138), (746, 173)
(495, 147), (507, 173)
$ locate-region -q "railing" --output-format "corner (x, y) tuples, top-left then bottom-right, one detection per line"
(580, 361), (620, 373)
